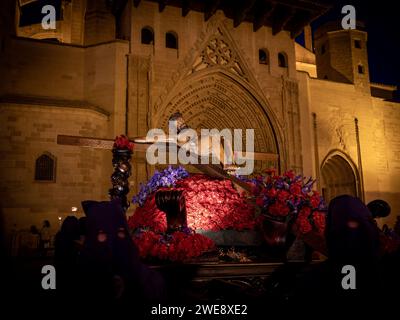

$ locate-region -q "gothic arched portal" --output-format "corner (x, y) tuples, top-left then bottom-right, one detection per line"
(321, 152), (361, 203)
(153, 69), (284, 173)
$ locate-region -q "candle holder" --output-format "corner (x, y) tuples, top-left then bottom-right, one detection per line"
(109, 136), (134, 212)
(155, 189), (188, 233)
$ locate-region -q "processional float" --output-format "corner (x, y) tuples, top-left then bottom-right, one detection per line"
(57, 131), (326, 256)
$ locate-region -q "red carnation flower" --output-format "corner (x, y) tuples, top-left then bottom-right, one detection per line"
(289, 183), (302, 196)
(256, 197), (264, 207)
(277, 190), (290, 202)
(296, 215), (312, 234)
(113, 135), (134, 152)
(266, 188), (277, 198)
(298, 206), (311, 219)
(265, 168), (276, 176)
(312, 211), (326, 235)
(269, 201), (290, 216)
(310, 193), (321, 208)
(284, 170), (295, 180)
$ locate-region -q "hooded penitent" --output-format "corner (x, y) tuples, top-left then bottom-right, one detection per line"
(54, 216), (80, 265)
(54, 216), (80, 297)
(290, 195), (382, 303)
(80, 199), (165, 304)
(326, 195), (380, 264)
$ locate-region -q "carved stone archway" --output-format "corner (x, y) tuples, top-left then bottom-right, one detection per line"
(151, 15), (289, 173)
(154, 69), (283, 172)
(321, 151), (361, 203)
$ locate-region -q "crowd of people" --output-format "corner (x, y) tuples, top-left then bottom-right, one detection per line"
(54, 199), (166, 312)
(51, 195), (400, 312)
(9, 219), (53, 257)
(261, 195), (400, 312)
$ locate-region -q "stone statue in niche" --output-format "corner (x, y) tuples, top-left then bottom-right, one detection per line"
(328, 110), (348, 151)
(335, 125), (347, 150)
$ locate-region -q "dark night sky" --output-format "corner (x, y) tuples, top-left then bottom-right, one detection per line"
(18, 0), (62, 26)
(298, 0), (400, 94)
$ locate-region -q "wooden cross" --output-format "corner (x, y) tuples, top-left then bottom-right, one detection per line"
(57, 134), (279, 193)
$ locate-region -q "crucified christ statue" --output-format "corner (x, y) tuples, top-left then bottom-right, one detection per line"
(169, 111), (240, 173)
(134, 111), (240, 174)
(57, 113), (278, 193)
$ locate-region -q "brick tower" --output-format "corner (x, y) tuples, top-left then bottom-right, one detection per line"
(314, 21), (370, 93)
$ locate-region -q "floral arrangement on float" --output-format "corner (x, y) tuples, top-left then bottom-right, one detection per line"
(129, 166), (257, 233)
(128, 165), (257, 261)
(132, 227), (215, 262)
(128, 165), (328, 261)
(242, 169), (328, 254)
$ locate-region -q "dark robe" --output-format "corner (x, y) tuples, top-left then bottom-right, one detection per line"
(78, 199), (165, 310)
(264, 195), (383, 311)
(54, 216), (80, 298)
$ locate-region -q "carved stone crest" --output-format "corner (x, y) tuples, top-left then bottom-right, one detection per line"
(189, 28), (247, 79)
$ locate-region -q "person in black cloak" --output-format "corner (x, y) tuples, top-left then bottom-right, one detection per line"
(326, 195), (380, 265)
(79, 199), (165, 310)
(76, 216), (87, 249)
(367, 200), (400, 302)
(54, 216), (80, 298)
(272, 195), (383, 310)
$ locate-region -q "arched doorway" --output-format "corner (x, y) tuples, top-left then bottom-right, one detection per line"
(321, 152), (360, 203)
(154, 69), (283, 173)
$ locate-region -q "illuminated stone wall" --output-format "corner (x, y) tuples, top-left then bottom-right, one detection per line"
(0, 37), (128, 238)
(298, 75), (400, 227)
(128, 2), (303, 180)
(1, 0), (399, 240)
(368, 99), (400, 226)
(0, 104), (110, 235)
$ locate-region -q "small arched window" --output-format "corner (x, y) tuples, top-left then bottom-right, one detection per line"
(278, 52), (288, 68)
(35, 153), (56, 182)
(259, 49), (269, 65)
(166, 31), (178, 49)
(141, 27), (154, 45)
(358, 64), (364, 74)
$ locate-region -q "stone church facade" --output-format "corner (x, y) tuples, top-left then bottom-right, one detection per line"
(0, 0), (399, 240)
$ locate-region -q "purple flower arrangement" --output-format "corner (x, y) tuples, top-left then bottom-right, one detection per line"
(238, 169), (327, 219)
(132, 165), (189, 206)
